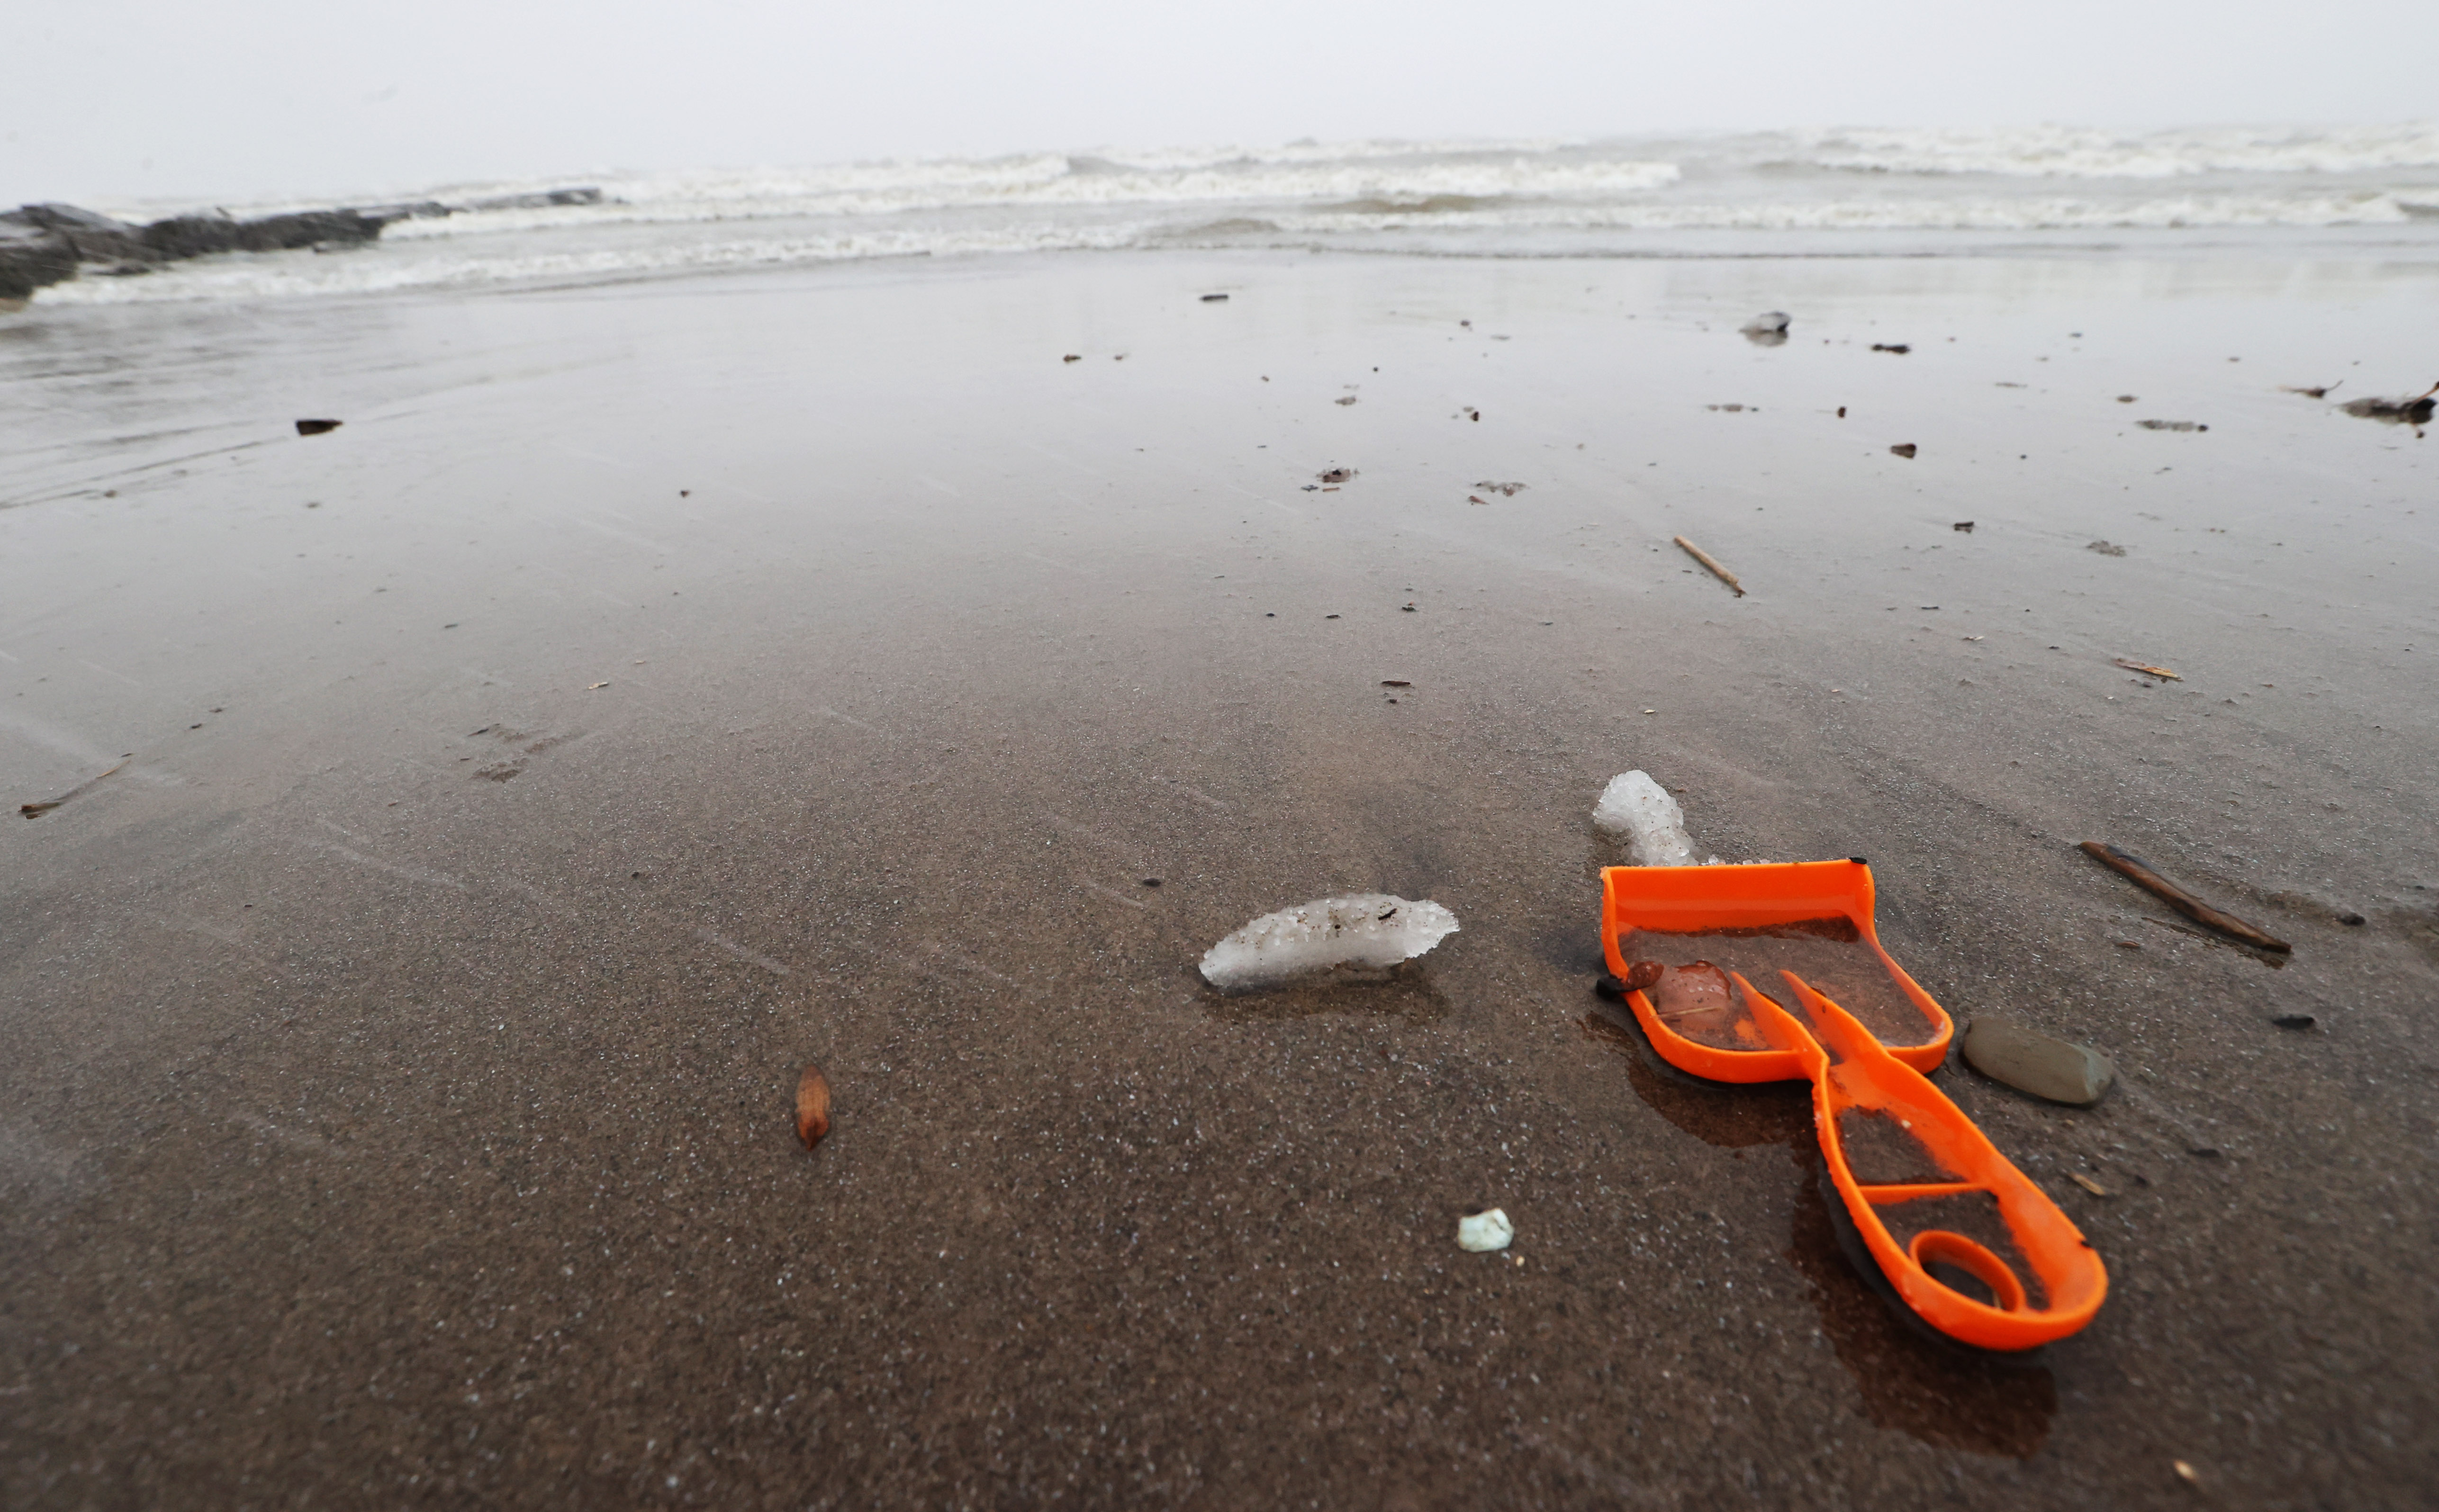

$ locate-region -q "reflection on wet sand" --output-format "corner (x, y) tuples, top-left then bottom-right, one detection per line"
(1789, 1156), (2059, 1459)
(1581, 1004), (2058, 1459)
(1581, 1009), (1808, 1148)
(1199, 963), (1453, 1024)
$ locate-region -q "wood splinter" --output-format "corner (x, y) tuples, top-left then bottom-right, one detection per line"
(1673, 535), (1744, 597)
(18, 758), (128, 819)
(2078, 841), (2291, 953)
(2112, 657), (2180, 681)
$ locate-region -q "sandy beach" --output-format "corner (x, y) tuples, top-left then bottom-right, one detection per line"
(3, 248), (2435, 1508)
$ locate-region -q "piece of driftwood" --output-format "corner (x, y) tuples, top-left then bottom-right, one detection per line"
(1673, 535), (1743, 597)
(2078, 841), (2291, 952)
(18, 758), (127, 819)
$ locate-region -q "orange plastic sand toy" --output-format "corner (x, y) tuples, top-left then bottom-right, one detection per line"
(1599, 859), (2106, 1351)
(1600, 859), (1952, 1083)
(1750, 977), (2109, 1350)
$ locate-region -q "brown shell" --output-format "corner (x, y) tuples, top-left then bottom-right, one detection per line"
(795, 1063), (832, 1150)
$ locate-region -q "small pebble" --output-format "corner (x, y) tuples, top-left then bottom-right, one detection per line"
(1961, 1016), (2114, 1106)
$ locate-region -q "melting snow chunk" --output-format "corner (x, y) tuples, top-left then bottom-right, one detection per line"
(1198, 893), (1459, 991)
(1457, 1208), (1514, 1252)
(1593, 770), (1715, 866)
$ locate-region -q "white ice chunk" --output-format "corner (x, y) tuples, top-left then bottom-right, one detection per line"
(1593, 770), (1708, 866)
(1457, 1208), (1514, 1252)
(1198, 893), (1459, 991)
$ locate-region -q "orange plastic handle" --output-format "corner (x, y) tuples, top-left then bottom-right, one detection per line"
(1747, 973), (2109, 1351)
(1600, 860), (1952, 1083)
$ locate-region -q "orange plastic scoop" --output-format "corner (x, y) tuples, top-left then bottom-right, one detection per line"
(1745, 973), (2109, 1351)
(1600, 860), (1951, 1083)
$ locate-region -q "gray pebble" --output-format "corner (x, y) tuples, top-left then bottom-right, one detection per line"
(1961, 1016), (2115, 1106)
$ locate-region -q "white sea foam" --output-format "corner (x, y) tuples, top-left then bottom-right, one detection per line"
(31, 124), (2437, 307)
(1269, 190), (2421, 234)
(1785, 122), (2439, 179)
(32, 221), (1157, 305)
(368, 155), (1682, 238)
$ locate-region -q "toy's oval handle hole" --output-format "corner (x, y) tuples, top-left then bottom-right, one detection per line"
(1910, 1230), (2028, 1313)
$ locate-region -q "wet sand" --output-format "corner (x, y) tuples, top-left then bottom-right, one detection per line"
(3, 250), (2436, 1508)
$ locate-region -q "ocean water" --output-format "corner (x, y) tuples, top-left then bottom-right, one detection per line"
(39, 123), (2439, 305)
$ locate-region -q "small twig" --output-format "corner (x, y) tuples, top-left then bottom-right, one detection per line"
(18, 758), (128, 819)
(2113, 657), (2180, 681)
(2080, 841), (2291, 952)
(1673, 535), (1743, 597)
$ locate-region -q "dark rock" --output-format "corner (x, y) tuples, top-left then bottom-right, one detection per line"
(295, 419), (343, 436)
(141, 208), (382, 260)
(1952, 521), (1975, 531)
(233, 210), (381, 252)
(5, 200), (407, 305)
(0, 218), (79, 302)
(1960, 1016), (2115, 1106)
(140, 212), (244, 259)
(2340, 388), (2437, 427)
(2272, 1014), (2317, 1030)
(12, 203), (151, 262)
(1889, 443), (1917, 459)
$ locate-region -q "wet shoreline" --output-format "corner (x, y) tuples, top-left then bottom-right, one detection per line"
(3, 249), (2434, 1508)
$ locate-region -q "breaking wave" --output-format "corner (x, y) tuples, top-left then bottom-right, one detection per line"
(32, 122), (2439, 306)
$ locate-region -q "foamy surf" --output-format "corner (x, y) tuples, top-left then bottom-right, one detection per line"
(25, 122), (2438, 306)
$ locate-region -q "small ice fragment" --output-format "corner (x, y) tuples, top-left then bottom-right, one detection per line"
(1198, 893), (1458, 991)
(1593, 771), (1707, 866)
(1740, 312), (1790, 346)
(1457, 1208), (1513, 1252)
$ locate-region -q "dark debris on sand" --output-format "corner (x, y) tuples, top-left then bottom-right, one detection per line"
(2339, 383), (2436, 428)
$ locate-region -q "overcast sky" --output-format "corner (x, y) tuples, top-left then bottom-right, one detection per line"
(8, 0), (2435, 206)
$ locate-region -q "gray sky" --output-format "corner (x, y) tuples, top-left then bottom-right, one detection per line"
(9, 0), (2435, 205)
